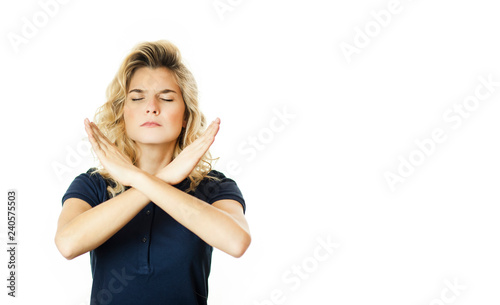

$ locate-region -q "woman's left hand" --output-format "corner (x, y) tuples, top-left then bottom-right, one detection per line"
(156, 118), (220, 185)
(84, 118), (141, 186)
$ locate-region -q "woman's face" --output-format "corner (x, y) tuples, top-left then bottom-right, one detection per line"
(123, 67), (186, 146)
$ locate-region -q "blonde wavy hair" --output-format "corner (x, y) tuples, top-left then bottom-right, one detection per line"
(90, 40), (216, 197)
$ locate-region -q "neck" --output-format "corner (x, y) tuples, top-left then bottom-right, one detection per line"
(135, 142), (176, 175)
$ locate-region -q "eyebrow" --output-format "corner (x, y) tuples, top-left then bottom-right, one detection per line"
(128, 89), (178, 94)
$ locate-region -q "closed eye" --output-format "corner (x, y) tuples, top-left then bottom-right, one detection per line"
(131, 98), (173, 102)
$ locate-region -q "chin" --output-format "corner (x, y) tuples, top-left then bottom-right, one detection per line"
(139, 138), (176, 145)
(132, 134), (179, 145)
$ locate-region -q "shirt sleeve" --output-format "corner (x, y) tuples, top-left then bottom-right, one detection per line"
(194, 170), (246, 214)
(61, 168), (108, 208)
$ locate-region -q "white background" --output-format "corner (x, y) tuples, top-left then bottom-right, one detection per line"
(1, 0), (500, 304)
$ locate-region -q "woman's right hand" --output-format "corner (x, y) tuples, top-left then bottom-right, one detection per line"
(156, 118), (220, 185)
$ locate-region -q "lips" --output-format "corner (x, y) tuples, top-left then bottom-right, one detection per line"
(141, 121), (161, 127)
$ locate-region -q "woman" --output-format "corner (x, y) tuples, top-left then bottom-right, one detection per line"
(55, 40), (251, 305)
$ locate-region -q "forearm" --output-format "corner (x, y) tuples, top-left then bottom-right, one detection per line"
(56, 187), (150, 259)
(132, 171), (249, 257)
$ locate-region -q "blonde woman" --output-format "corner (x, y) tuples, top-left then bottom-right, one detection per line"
(55, 40), (251, 304)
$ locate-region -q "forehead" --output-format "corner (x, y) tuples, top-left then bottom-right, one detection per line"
(129, 67), (179, 92)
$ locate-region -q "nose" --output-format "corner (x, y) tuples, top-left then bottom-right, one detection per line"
(145, 97), (160, 115)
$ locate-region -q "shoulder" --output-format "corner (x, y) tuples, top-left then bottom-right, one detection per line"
(83, 168), (112, 191)
(202, 170), (240, 189)
(84, 167), (105, 181)
(206, 169), (229, 180)
(195, 170), (246, 213)
(68, 167), (107, 188)
(61, 168), (110, 207)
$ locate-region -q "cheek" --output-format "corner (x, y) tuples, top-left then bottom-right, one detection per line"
(165, 104), (185, 125)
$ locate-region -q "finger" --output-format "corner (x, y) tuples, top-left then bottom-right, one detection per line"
(204, 118), (220, 141)
(212, 118), (220, 135)
(89, 122), (106, 143)
(89, 121), (114, 150)
(182, 118), (220, 155)
(88, 121), (130, 163)
(202, 118), (220, 138)
(86, 121), (106, 153)
(197, 119), (219, 151)
(85, 119), (104, 154)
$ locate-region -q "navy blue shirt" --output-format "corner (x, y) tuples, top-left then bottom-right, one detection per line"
(62, 168), (245, 305)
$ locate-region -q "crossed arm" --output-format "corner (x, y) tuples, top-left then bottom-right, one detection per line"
(55, 118), (251, 260)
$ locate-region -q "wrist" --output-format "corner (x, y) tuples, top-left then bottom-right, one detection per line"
(132, 170), (170, 196)
(155, 168), (174, 185)
(129, 168), (149, 188)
